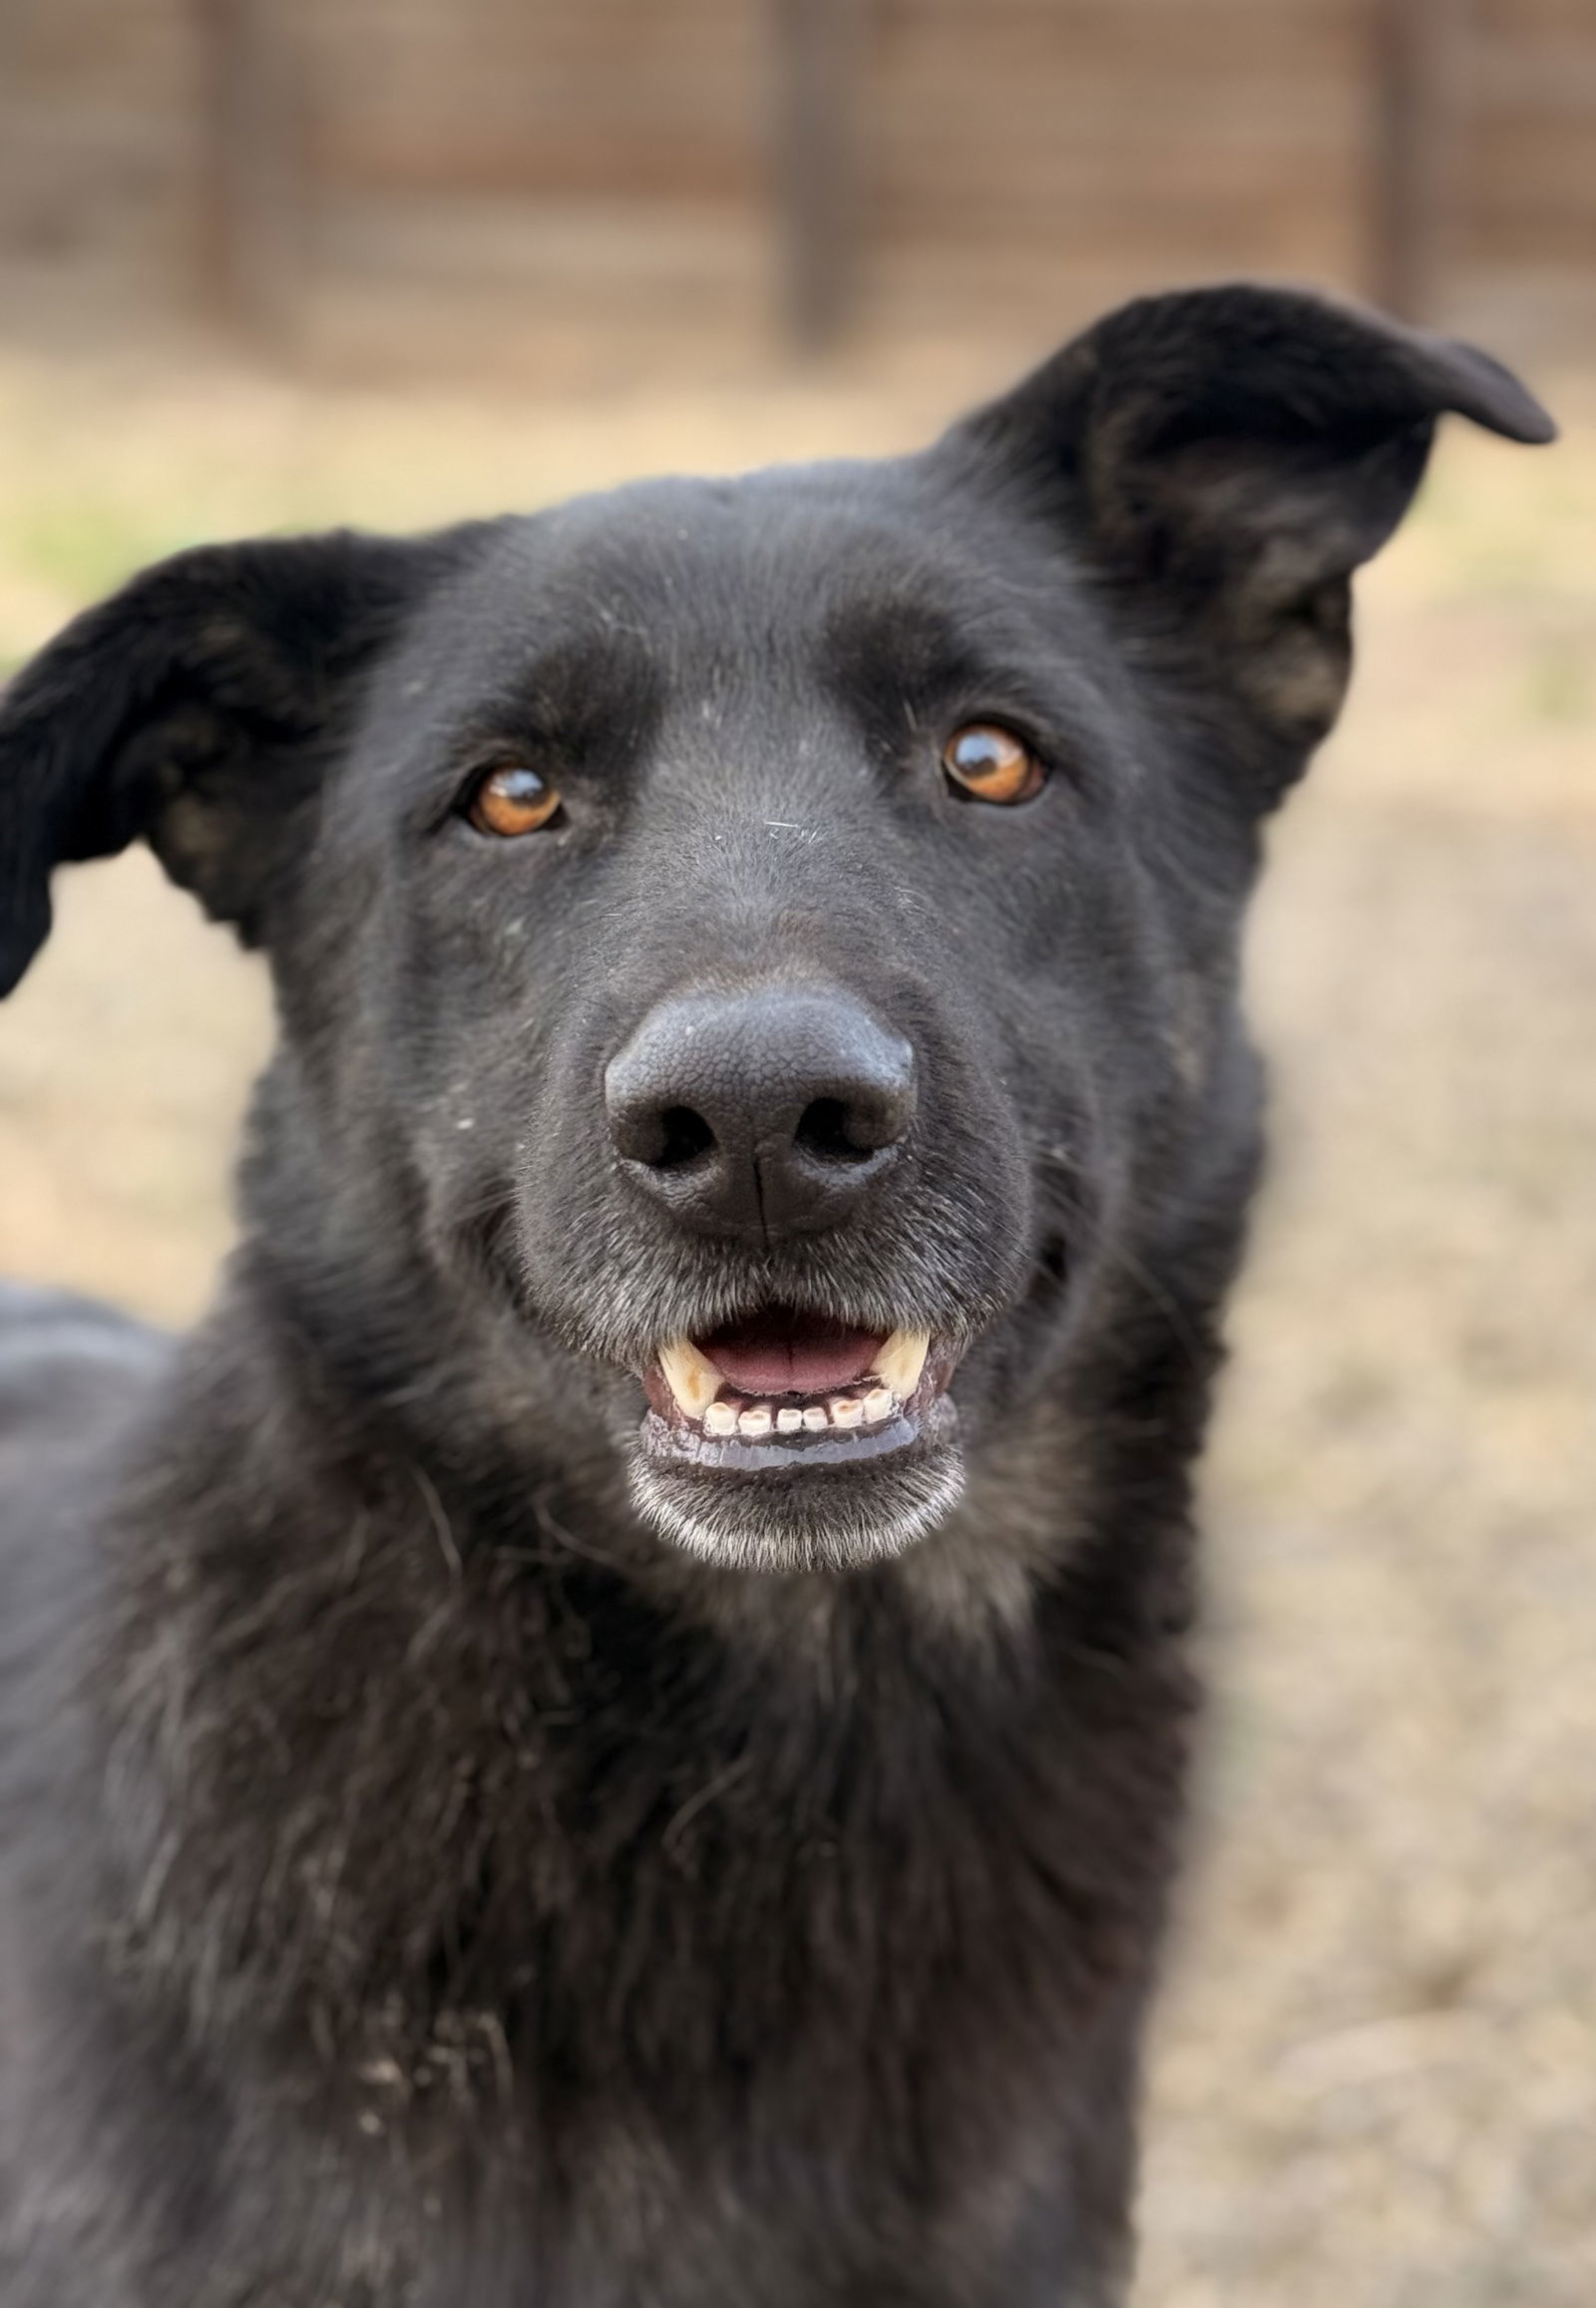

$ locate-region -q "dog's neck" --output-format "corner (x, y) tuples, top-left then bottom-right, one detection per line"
(91, 1241), (1211, 2145)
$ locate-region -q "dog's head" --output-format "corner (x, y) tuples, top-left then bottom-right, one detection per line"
(0, 288), (1551, 1573)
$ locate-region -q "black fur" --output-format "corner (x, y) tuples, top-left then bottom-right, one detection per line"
(0, 287), (1552, 2305)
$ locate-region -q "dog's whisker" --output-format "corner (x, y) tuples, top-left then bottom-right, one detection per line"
(409, 1464), (464, 1583)
(1033, 1146), (1209, 1373)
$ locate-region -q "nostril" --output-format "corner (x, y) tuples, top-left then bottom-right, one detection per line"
(606, 1083), (718, 1171)
(653, 1105), (716, 1170)
(794, 1097), (877, 1166)
(605, 986), (916, 1237)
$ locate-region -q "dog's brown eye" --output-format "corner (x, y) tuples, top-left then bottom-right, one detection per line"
(942, 723), (1044, 806)
(465, 764), (563, 838)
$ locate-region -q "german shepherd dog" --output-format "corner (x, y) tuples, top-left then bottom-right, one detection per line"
(0, 288), (1551, 2305)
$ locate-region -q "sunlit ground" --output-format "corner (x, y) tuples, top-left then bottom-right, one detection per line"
(2, 320), (1593, 2306)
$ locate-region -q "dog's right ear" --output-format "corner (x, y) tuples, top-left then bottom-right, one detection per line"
(0, 526), (473, 996)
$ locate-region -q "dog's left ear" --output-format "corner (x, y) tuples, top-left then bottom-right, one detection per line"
(945, 283), (1555, 786)
(0, 526), (475, 997)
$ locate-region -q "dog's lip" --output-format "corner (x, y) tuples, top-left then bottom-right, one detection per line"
(639, 1380), (959, 1479)
(690, 1308), (886, 1399)
(640, 1309), (934, 1416)
(634, 1316), (962, 1477)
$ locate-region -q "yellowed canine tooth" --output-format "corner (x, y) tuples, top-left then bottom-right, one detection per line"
(873, 1328), (931, 1401)
(657, 1336), (723, 1419)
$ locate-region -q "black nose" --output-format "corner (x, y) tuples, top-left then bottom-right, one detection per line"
(604, 984), (917, 1242)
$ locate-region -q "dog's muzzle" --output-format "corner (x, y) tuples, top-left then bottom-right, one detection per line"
(597, 982), (971, 1566)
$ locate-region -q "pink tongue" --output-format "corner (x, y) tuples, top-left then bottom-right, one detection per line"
(699, 1314), (886, 1399)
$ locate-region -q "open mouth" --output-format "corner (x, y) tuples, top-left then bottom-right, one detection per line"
(638, 1308), (958, 1473)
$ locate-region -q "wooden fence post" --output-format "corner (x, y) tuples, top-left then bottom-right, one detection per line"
(770, 0), (864, 350)
(196, 0), (309, 347)
(1373, 0), (1466, 321)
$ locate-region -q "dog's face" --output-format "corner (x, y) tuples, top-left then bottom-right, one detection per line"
(293, 470), (1184, 1568)
(0, 288), (1551, 1572)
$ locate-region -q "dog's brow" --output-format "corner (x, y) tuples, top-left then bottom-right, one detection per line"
(822, 594), (979, 685)
(449, 627), (664, 764)
(816, 588), (1120, 770)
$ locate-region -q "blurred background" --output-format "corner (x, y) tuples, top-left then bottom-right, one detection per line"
(1, 4), (1592, 2302)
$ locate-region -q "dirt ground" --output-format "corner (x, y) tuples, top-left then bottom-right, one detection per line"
(1, 321), (1592, 2303)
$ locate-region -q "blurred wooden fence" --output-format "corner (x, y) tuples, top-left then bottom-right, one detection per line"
(1, 0), (1591, 359)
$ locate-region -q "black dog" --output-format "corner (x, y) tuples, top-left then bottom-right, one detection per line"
(0, 286), (1551, 2305)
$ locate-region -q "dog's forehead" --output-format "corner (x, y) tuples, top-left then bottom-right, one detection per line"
(408, 459), (1080, 701)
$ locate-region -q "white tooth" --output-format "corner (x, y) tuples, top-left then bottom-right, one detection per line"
(737, 1406), (773, 1439)
(830, 1396), (864, 1430)
(862, 1387), (895, 1424)
(802, 1404), (830, 1432)
(657, 1337), (724, 1419)
(873, 1328), (931, 1402)
(703, 1400), (737, 1437)
(775, 1406), (803, 1434)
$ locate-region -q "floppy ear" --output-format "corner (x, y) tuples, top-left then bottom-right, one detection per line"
(947, 283), (1555, 790)
(0, 527), (470, 996)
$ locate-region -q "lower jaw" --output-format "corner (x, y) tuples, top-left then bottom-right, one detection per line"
(628, 1389), (965, 1573)
(639, 1344), (956, 1468)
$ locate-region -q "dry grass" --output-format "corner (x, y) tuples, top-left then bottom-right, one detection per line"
(1, 324), (1592, 2303)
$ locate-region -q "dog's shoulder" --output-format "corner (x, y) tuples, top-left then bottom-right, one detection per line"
(0, 1281), (169, 1777)
(0, 1283), (169, 1470)
(0, 1289), (175, 2303)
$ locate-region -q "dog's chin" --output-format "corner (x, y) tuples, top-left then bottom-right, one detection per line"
(614, 1307), (970, 1573)
(628, 1415), (966, 1574)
